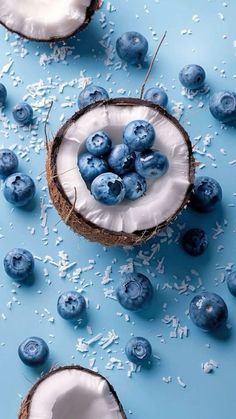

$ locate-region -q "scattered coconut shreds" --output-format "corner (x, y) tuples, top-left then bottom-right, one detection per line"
(201, 360), (219, 374)
(177, 376), (187, 388)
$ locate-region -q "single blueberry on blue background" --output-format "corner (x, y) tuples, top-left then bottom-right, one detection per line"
(189, 292), (228, 330)
(116, 272), (153, 311)
(123, 120), (155, 152)
(135, 149), (169, 179)
(86, 131), (112, 157)
(3, 173), (36, 206)
(144, 87), (168, 108)
(227, 271), (236, 297)
(108, 144), (135, 175)
(123, 172), (147, 200)
(18, 337), (49, 367)
(12, 102), (33, 125)
(4, 248), (34, 281)
(78, 152), (109, 185)
(179, 64), (206, 90)
(190, 176), (222, 212)
(0, 149), (18, 177)
(78, 85), (109, 109)
(91, 172), (125, 205)
(116, 31), (148, 65)
(125, 337), (152, 365)
(57, 291), (86, 320)
(0, 83), (7, 106)
(182, 228), (208, 256)
(209, 91), (236, 123)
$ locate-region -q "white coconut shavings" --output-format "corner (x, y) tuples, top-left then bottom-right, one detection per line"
(177, 376), (187, 388)
(201, 360), (219, 374)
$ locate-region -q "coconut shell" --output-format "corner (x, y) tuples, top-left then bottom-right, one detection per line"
(46, 97), (195, 247)
(18, 365), (127, 419)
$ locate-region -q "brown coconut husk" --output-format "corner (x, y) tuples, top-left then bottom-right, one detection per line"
(0, 0), (101, 42)
(18, 365), (127, 419)
(46, 97), (195, 247)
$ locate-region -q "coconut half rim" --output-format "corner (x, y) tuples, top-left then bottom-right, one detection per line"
(19, 365), (126, 419)
(46, 97), (195, 247)
(0, 0), (100, 42)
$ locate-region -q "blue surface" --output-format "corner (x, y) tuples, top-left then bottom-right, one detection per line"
(0, 1), (236, 418)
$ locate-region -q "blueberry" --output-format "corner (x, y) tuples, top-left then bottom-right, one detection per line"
(144, 87), (168, 108)
(179, 64), (206, 90)
(0, 149), (18, 177)
(91, 172), (125, 206)
(4, 248), (34, 282)
(226, 271), (236, 296)
(182, 228), (208, 256)
(18, 337), (49, 367)
(0, 83), (7, 107)
(123, 172), (147, 200)
(108, 144), (135, 175)
(57, 291), (86, 320)
(125, 337), (152, 365)
(135, 149), (169, 179)
(3, 173), (36, 207)
(116, 32), (148, 65)
(116, 272), (153, 311)
(189, 292), (228, 330)
(78, 152), (109, 185)
(209, 91), (236, 123)
(78, 85), (109, 109)
(123, 120), (155, 153)
(190, 176), (222, 212)
(86, 131), (112, 157)
(12, 102), (33, 125)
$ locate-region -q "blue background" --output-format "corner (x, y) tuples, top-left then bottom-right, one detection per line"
(0, 0), (236, 418)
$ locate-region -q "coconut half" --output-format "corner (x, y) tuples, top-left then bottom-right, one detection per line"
(19, 365), (126, 419)
(0, 0), (100, 41)
(46, 98), (195, 246)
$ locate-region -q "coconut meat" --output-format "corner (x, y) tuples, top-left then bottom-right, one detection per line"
(56, 103), (191, 234)
(28, 368), (123, 419)
(0, 0), (93, 40)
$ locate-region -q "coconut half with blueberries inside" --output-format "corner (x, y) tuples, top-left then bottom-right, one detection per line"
(0, 0), (100, 41)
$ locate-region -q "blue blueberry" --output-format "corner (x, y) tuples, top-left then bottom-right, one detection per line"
(78, 152), (109, 185)
(86, 131), (112, 157)
(226, 271), (236, 297)
(135, 149), (169, 179)
(190, 176), (222, 212)
(91, 172), (125, 206)
(3, 173), (36, 207)
(4, 248), (34, 282)
(78, 85), (109, 109)
(116, 32), (148, 65)
(125, 337), (152, 365)
(182, 228), (208, 256)
(108, 144), (135, 175)
(18, 337), (49, 367)
(123, 172), (147, 200)
(12, 102), (33, 125)
(0, 149), (18, 177)
(144, 87), (168, 108)
(179, 64), (206, 90)
(209, 91), (236, 123)
(0, 83), (7, 107)
(57, 291), (86, 320)
(123, 120), (155, 153)
(116, 272), (153, 311)
(189, 292), (228, 330)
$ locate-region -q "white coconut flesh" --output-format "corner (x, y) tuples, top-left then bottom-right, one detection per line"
(0, 0), (93, 40)
(56, 103), (191, 234)
(27, 368), (123, 419)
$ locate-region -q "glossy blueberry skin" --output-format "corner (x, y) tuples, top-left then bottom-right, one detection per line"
(123, 172), (147, 201)
(189, 292), (228, 330)
(227, 271), (236, 296)
(182, 228), (208, 256)
(0, 149), (18, 177)
(78, 152), (109, 185)
(125, 337), (152, 365)
(144, 87), (168, 108)
(190, 176), (222, 212)
(18, 337), (49, 367)
(116, 32), (148, 65)
(57, 291), (86, 320)
(78, 85), (109, 109)
(179, 64), (206, 90)
(135, 149), (169, 179)
(3, 173), (36, 207)
(123, 120), (155, 153)
(4, 248), (34, 281)
(108, 144), (135, 175)
(116, 272), (153, 311)
(91, 172), (125, 206)
(0, 83), (7, 106)
(86, 131), (112, 157)
(12, 102), (33, 125)
(209, 91), (236, 123)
